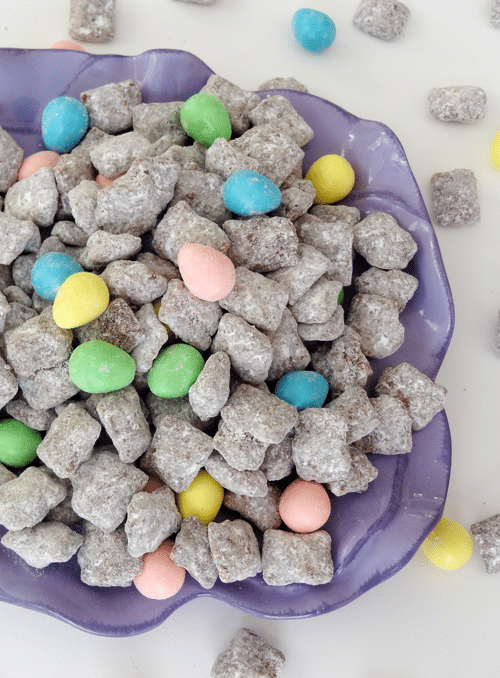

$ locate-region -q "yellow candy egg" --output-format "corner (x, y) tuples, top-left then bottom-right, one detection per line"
(305, 154), (355, 204)
(492, 128), (500, 169)
(420, 517), (473, 570)
(52, 272), (109, 329)
(177, 470), (224, 525)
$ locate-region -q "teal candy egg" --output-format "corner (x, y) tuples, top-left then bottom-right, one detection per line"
(42, 96), (89, 152)
(292, 8), (336, 53)
(68, 340), (136, 393)
(31, 252), (83, 301)
(275, 371), (329, 410)
(222, 169), (282, 216)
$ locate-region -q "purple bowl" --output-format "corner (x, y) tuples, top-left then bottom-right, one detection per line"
(0, 48), (454, 636)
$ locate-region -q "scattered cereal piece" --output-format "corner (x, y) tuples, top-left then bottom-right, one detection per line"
(430, 169), (480, 227)
(69, 0), (116, 44)
(224, 484), (282, 532)
(429, 86), (486, 123)
(346, 293), (404, 359)
(1, 522), (83, 569)
(354, 267), (418, 312)
(353, 0), (410, 40)
(78, 522), (142, 587)
(204, 451), (269, 497)
(208, 518), (262, 583)
(353, 212), (417, 270)
(327, 446), (378, 496)
(260, 432), (295, 481)
(170, 515), (219, 589)
(188, 351), (231, 421)
(125, 486), (181, 557)
(75, 297), (145, 352)
(471, 514), (500, 573)
(210, 628), (285, 678)
(4, 168), (58, 228)
(258, 77), (308, 93)
(262, 529), (334, 585)
(491, 0), (500, 27)
(0, 126), (24, 192)
(213, 421), (269, 472)
(327, 386), (380, 443)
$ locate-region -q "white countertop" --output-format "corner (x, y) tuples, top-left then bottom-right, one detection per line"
(1, 0), (500, 675)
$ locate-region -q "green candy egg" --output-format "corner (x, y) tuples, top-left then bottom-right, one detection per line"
(180, 93), (232, 147)
(69, 340), (136, 393)
(0, 419), (42, 468)
(148, 343), (204, 398)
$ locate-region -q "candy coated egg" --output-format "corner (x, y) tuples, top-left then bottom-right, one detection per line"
(42, 96), (89, 153)
(148, 343), (204, 398)
(222, 169), (282, 216)
(177, 470), (224, 525)
(18, 151), (60, 181)
(95, 173), (118, 188)
(180, 93), (232, 147)
(275, 370), (329, 410)
(421, 517), (473, 570)
(68, 340), (136, 393)
(133, 541), (186, 600)
(52, 271), (109, 328)
(0, 419), (42, 468)
(50, 40), (86, 51)
(279, 479), (331, 533)
(292, 8), (336, 53)
(31, 252), (84, 301)
(492, 128), (500, 169)
(306, 154), (355, 204)
(177, 243), (236, 302)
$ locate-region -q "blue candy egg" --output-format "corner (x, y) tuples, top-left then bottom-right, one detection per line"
(41, 96), (89, 153)
(31, 252), (84, 301)
(222, 169), (282, 216)
(292, 8), (336, 53)
(275, 371), (329, 410)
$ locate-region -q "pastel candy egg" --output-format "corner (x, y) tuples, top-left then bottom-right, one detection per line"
(18, 150), (60, 180)
(148, 343), (204, 398)
(50, 40), (86, 51)
(177, 470), (224, 525)
(180, 92), (232, 147)
(68, 340), (136, 393)
(421, 517), (473, 570)
(222, 169), (282, 216)
(42, 95), (89, 153)
(52, 272), (109, 328)
(275, 371), (329, 410)
(177, 243), (236, 302)
(31, 252), (84, 301)
(279, 479), (331, 533)
(492, 128), (500, 169)
(306, 154), (355, 204)
(292, 8), (336, 53)
(0, 419), (42, 468)
(133, 541), (186, 600)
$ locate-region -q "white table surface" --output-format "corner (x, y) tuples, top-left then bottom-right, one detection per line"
(1, 0), (500, 675)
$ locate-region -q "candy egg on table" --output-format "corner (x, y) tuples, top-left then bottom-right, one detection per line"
(279, 478), (331, 533)
(133, 541), (186, 600)
(147, 343), (204, 398)
(306, 154), (355, 203)
(222, 169), (282, 216)
(177, 243), (236, 302)
(492, 127), (500, 169)
(68, 340), (136, 393)
(41, 95), (89, 153)
(52, 271), (109, 328)
(275, 370), (329, 410)
(420, 517), (473, 570)
(17, 150), (60, 180)
(31, 252), (84, 301)
(0, 419), (42, 468)
(180, 92), (232, 147)
(177, 470), (224, 525)
(292, 8), (336, 53)
(50, 39), (86, 51)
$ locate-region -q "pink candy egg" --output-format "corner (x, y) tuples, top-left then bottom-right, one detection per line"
(133, 541), (185, 600)
(177, 242), (236, 301)
(17, 151), (60, 180)
(95, 173), (122, 188)
(50, 40), (86, 51)
(279, 479), (331, 533)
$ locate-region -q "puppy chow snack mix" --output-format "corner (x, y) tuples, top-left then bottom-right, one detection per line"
(353, 0), (410, 40)
(211, 628), (285, 678)
(471, 514), (500, 573)
(430, 169), (480, 227)
(491, 0), (500, 27)
(69, 0), (116, 44)
(428, 86), (487, 123)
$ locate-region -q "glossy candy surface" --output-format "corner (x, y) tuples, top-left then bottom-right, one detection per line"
(17, 150), (60, 180)
(222, 169), (282, 216)
(421, 517), (473, 570)
(177, 470), (224, 525)
(52, 272), (109, 328)
(275, 370), (329, 410)
(177, 243), (236, 301)
(148, 343), (204, 398)
(68, 340), (136, 393)
(0, 419), (42, 468)
(292, 8), (336, 53)
(279, 479), (331, 533)
(41, 95), (89, 152)
(180, 92), (231, 147)
(31, 252), (83, 301)
(306, 154), (355, 203)
(133, 541), (186, 600)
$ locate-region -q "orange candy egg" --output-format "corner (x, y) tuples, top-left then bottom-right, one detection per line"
(279, 479), (331, 533)
(177, 242), (236, 302)
(133, 541), (185, 600)
(17, 151), (60, 180)
(50, 40), (86, 51)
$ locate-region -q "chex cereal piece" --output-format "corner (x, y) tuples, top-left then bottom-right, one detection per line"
(275, 178), (316, 222)
(36, 403), (101, 478)
(162, 143), (206, 171)
(262, 529), (333, 585)
(188, 352), (231, 421)
(4, 167), (58, 227)
(311, 204), (361, 226)
(249, 95), (314, 147)
(259, 76), (308, 92)
(0, 214), (39, 266)
(429, 87), (486, 123)
(94, 386), (151, 463)
(205, 137), (261, 180)
(44, 484), (80, 526)
(223, 217), (300, 273)
(204, 452), (269, 497)
(158, 279), (222, 351)
(327, 446), (378, 496)
(79, 231), (142, 269)
(491, 0), (500, 27)
(430, 169), (480, 227)
(4, 302), (38, 333)
(67, 179), (100, 236)
(77, 522), (142, 587)
(54, 151), (94, 217)
(36, 236), (80, 261)
(81, 80), (141, 132)
(221, 383), (298, 445)
(346, 293), (404, 359)
(292, 408), (350, 483)
(12, 254), (35, 294)
(289, 277), (342, 324)
(145, 392), (210, 431)
(170, 170), (231, 224)
(208, 519), (262, 583)
(18, 360), (80, 411)
(100, 260), (168, 305)
(0, 290), (9, 331)
(170, 515), (218, 589)
(260, 432), (295, 481)
(125, 486), (181, 558)
(263, 308), (310, 381)
(131, 303), (169, 373)
(354, 267), (418, 312)
(0, 466), (67, 531)
(132, 101), (187, 144)
(0, 126), (23, 192)
(375, 362), (447, 430)
(0, 355), (18, 409)
(75, 298), (145, 352)
(471, 514), (500, 573)
(0, 463), (16, 487)
(89, 132), (151, 178)
(136, 252), (180, 282)
(224, 484), (282, 532)
(266, 243), (330, 304)
(211, 628), (285, 678)
(353, 0), (410, 40)
(140, 415), (213, 492)
(213, 421), (269, 472)
(297, 305), (345, 342)
(354, 394), (413, 454)
(310, 326), (372, 395)
(353, 212), (417, 269)
(1, 522), (83, 569)
(3, 286), (32, 307)
(71, 450), (148, 532)
(327, 386), (380, 443)
(211, 312), (273, 385)
(69, 0), (116, 43)
(201, 75), (261, 135)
